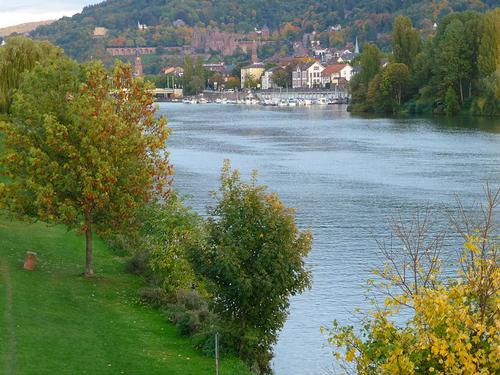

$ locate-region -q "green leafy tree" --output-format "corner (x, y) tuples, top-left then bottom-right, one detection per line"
(391, 16), (421, 69)
(478, 9), (500, 78)
(434, 12), (483, 104)
(183, 56), (206, 95)
(0, 58), (172, 276)
(188, 161), (312, 373)
(445, 86), (461, 116)
(360, 43), (382, 85)
(351, 43), (382, 109)
(244, 73), (260, 89)
(272, 68), (290, 88)
(381, 63), (411, 108)
(0, 36), (62, 113)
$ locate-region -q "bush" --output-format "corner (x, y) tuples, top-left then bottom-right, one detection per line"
(176, 310), (202, 336)
(125, 251), (150, 275)
(192, 324), (239, 357)
(176, 288), (206, 311)
(137, 287), (168, 307)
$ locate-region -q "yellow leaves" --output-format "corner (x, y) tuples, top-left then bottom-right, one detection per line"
(345, 348), (355, 363)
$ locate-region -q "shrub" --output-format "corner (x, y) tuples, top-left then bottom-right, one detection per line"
(125, 251), (150, 275)
(137, 287), (168, 307)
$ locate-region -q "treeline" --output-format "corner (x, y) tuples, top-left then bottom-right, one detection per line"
(0, 36), (312, 374)
(28, 0), (498, 63)
(350, 9), (500, 116)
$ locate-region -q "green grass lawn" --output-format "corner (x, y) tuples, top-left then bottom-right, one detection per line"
(0, 216), (252, 375)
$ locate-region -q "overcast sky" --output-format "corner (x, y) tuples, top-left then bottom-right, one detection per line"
(0, 0), (99, 28)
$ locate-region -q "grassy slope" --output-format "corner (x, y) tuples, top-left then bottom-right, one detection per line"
(0, 214), (251, 375)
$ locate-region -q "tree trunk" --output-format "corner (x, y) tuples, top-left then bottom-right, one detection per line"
(84, 213), (94, 277)
(459, 78), (464, 104)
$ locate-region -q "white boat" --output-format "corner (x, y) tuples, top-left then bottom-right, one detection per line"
(198, 97), (208, 104)
(182, 98), (191, 104)
(215, 98), (222, 104)
(288, 98), (297, 107)
(304, 99), (313, 106)
(278, 99), (288, 107)
(317, 97), (328, 105)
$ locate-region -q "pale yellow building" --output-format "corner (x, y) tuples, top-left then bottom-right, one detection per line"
(241, 63), (265, 89)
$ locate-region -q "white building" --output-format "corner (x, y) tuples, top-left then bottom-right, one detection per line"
(321, 64), (353, 87)
(261, 68), (277, 90)
(292, 61), (325, 88)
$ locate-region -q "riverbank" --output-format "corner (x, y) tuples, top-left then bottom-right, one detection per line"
(0, 213), (251, 375)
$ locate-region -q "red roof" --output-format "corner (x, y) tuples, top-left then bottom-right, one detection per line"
(322, 64), (347, 76)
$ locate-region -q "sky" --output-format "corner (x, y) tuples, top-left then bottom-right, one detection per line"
(0, 0), (98, 28)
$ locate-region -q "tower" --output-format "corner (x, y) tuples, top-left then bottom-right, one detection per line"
(251, 40), (258, 63)
(354, 37), (359, 54)
(134, 49), (143, 77)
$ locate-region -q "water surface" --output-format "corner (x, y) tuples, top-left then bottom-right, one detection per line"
(159, 103), (500, 375)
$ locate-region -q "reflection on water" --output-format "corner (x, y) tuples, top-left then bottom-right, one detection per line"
(159, 103), (500, 375)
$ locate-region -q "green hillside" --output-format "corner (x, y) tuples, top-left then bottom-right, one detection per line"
(0, 214), (251, 375)
(30, 0), (498, 62)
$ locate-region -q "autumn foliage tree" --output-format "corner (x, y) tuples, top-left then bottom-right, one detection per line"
(324, 187), (499, 374)
(0, 56), (172, 276)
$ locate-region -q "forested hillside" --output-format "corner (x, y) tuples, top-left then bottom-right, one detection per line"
(30, 0), (498, 61)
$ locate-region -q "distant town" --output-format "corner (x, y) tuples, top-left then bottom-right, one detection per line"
(93, 22), (363, 100)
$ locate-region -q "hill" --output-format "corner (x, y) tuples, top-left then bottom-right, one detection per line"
(0, 213), (251, 375)
(0, 20), (55, 37)
(29, 0), (498, 65)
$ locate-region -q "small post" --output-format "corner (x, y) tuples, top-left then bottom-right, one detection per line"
(215, 332), (219, 375)
(23, 251), (37, 271)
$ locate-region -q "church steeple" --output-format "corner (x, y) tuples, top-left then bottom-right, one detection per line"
(354, 37), (359, 54)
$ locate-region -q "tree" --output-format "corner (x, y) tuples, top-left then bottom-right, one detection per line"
(272, 68), (290, 88)
(188, 161), (312, 373)
(391, 16), (421, 69)
(183, 56), (205, 95)
(478, 9), (500, 79)
(445, 86), (460, 116)
(225, 76), (241, 90)
(350, 43), (382, 110)
(0, 36), (62, 113)
(244, 73), (260, 89)
(477, 9), (500, 113)
(380, 63), (410, 108)
(359, 43), (382, 86)
(0, 58), (172, 276)
(324, 188), (499, 374)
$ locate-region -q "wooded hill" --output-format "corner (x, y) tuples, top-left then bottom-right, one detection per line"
(29, 0), (498, 62)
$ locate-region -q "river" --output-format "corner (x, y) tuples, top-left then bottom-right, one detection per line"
(158, 103), (500, 375)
